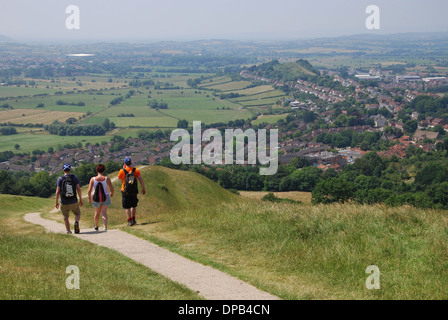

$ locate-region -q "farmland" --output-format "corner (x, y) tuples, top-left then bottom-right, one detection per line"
(0, 66), (290, 153)
(2, 33), (447, 156)
(0, 72), (285, 152)
(0, 108), (84, 125)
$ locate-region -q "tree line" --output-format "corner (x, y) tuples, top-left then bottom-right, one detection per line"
(157, 144), (448, 210)
(0, 162), (122, 198)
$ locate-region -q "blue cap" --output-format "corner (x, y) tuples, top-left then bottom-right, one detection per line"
(63, 164), (71, 171)
(124, 157), (132, 165)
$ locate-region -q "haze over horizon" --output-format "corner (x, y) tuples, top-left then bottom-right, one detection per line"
(0, 0), (447, 43)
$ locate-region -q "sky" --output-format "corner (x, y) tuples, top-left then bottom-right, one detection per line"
(0, 0), (447, 42)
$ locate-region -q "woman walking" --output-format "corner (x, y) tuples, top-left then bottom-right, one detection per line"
(88, 164), (114, 231)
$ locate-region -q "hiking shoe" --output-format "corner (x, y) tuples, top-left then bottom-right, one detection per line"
(67, 230), (72, 234)
(131, 218), (136, 226)
(94, 226), (99, 231)
(127, 220), (132, 226)
(74, 221), (80, 234)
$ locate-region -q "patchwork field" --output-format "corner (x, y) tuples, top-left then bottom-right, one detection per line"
(0, 108), (85, 125)
(251, 113), (288, 125)
(0, 131), (110, 153)
(205, 80), (253, 91)
(0, 71), (287, 152)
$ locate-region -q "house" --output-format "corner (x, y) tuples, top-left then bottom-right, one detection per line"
(413, 130), (439, 142)
(430, 118), (445, 127)
(370, 115), (388, 128)
(377, 144), (407, 159)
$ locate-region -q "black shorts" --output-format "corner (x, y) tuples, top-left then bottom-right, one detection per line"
(122, 192), (139, 209)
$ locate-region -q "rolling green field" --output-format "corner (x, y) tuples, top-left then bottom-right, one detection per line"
(251, 114), (288, 125)
(0, 130), (112, 153)
(0, 72), (287, 152)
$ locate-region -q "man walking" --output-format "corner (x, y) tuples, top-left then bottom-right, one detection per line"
(55, 164), (83, 234)
(118, 157), (146, 226)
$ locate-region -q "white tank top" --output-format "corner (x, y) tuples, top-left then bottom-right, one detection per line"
(93, 177), (109, 195)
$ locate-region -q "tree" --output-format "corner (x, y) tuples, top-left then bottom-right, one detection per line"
(66, 117), (77, 124)
(303, 111), (317, 123)
(352, 152), (385, 177)
(312, 177), (354, 204)
(103, 118), (111, 131)
(177, 119), (189, 129)
(29, 171), (56, 198)
(403, 119), (418, 134)
(0, 127), (17, 135)
(0, 170), (12, 194)
(414, 163), (448, 190)
(218, 170), (233, 189)
(431, 181), (448, 208)
(290, 166), (322, 192)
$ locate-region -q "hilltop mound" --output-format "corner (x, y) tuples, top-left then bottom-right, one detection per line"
(247, 59), (319, 82)
(108, 166), (240, 218)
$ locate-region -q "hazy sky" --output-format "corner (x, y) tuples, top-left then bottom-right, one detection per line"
(1, 0), (447, 42)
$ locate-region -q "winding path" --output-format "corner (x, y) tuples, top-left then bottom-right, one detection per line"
(23, 212), (279, 300)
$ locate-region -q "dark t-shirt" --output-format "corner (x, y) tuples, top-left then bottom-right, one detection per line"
(56, 174), (80, 205)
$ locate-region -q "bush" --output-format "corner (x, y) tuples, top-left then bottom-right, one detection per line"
(262, 192), (301, 204)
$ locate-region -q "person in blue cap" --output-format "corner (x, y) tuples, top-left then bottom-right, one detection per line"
(55, 164), (83, 234)
(117, 157), (146, 226)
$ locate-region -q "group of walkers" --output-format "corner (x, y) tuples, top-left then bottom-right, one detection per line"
(55, 157), (146, 234)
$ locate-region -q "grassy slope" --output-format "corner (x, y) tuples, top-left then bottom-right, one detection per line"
(99, 166), (448, 300)
(6, 165), (448, 299)
(0, 194), (200, 300)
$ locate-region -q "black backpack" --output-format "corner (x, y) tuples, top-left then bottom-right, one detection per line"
(61, 174), (77, 200)
(93, 180), (107, 203)
(124, 168), (138, 195)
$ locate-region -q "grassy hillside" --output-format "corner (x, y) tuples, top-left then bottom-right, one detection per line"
(247, 59), (320, 82)
(102, 166), (240, 226)
(7, 165), (448, 299)
(126, 199), (448, 299)
(0, 193), (200, 299)
(54, 165), (448, 300)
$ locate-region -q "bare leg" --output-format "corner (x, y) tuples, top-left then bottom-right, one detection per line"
(130, 207), (136, 219)
(64, 217), (70, 232)
(94, 207), (101, 227)
(101, 205), (108, 229)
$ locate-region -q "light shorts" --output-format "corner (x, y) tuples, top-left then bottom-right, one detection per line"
(93, 193), (111, 208)
(61, 202), (81, 219)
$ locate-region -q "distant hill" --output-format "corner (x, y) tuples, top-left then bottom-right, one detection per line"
(247, 59), (320, 82)
(0, 34), (13, 42)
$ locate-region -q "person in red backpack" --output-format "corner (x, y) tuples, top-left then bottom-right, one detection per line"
(88, 164), (114, 231)
(117, 157), (146, 226)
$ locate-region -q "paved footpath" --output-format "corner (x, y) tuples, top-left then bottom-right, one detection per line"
(24, 212), (279, 300)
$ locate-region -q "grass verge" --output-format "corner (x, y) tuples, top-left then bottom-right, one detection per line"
(0, 194), (200, 300)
